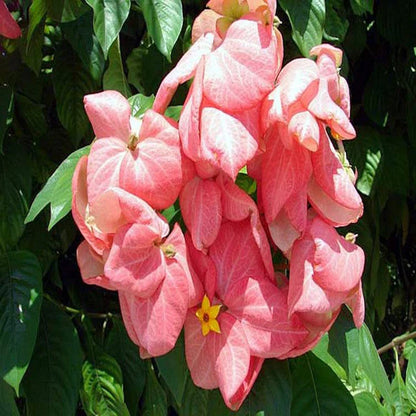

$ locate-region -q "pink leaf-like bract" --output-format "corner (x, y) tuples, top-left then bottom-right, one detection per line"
(201, 106), (258, 179)
(0, 1), (21, 39)
(84, 91), (132, 141)
(180, 176), (222, 251)
(203, 19), (281, 112)
(119, 225), (190, 356)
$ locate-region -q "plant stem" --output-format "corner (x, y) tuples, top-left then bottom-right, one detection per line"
(377, 331), (416, 355)
(43, 293), (116, 319)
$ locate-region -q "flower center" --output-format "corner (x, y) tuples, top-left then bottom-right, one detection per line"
(196, 294), (222, 336)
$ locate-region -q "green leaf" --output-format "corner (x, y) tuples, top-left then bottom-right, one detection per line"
(324, 0), (349, 42)
(178, 377), (208, 416)
(278, 0), (326, 57)
(103, 37), (132, 97)
(26, 0), (47, 47)
(15, 93), (47, 138)
(21, 299), (83, 416)
(404, 340), (416, 360)
(392, 347), (411, 415)
(243, 359), (292, 416)
(128, 93), (155, 117)
(141, 363), (167, 416)
(25, 146), (90, 230)
(0, 85), (13, 153)
(165, 105), (183, 121)
(349, 0), (373, 15)
(379, 135), (409, 197)
(0, 141), (32, 251)
(46, 0), (89, 22)
(81, 347), (130, 416)
(21, 17), (45, 75)
(345, 127), (383, 196)
(291, 354), (358, 416)
(353, 392), (388, 416)
(358, 324), (393, 404)
(85, 0), (131, 59)
(363, 65), (397, 127)
(313, 334), (347, 381)
(53, 43), (96, 145)
(138, 0), (183, 60)
(406, 350), (416, 410)
(127, 44), (169, 95)
(62, 11), (105, 83)
(0, 251), (42, 393)
(0, 379), (19, 416)
(156, 334), (187, 406)
(327, 307), (360, 386)
(105, 318), (146, 416)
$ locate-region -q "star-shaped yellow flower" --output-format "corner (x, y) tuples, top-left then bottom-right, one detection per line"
(196, 294), (221, 336)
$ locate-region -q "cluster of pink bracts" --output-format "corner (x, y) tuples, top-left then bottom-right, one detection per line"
(72, 0), (365, 410)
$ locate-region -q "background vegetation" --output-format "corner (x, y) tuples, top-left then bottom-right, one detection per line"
(0, 0), (415, 414)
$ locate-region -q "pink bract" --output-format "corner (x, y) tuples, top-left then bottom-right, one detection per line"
(185, 220), (309, 408)
(84, 91), (183, 210)
(288, 215), (365, 329)
(0, 0), (21, 39)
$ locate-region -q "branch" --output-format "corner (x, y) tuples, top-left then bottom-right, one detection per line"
(43, 293), (118, 320)
(377, 331), (416, 355)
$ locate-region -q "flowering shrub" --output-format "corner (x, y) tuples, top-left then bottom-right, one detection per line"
(72, 0), (366, 409)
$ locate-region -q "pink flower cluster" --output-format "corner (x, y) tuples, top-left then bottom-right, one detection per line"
(72, 0), (365, 410)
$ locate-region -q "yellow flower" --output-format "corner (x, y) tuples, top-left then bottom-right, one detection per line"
(196, 295), (221, 336)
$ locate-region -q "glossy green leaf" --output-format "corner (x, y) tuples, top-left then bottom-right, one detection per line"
(324, 0), (349, 42)
(26, 0), (47, 47)
(25, 146), (90, 230)
(178, 377), (208, 416)
(327, 307), (360, 385)
(0, 379), (18, 416)
(353, 392), (388, 416)
(141, 363), (167, 416)
(392, 347), (411, 415)
(0, 251), (42, 393)
(128, 93), (155, 117)
(103, 37), (132, 97)
(345, 127), (383, 196)
(363, 65), (396, 127)
(0, 142), (32, 251)
(165, 105), (182, 121)
(138, 0), (183, 60)
(156, 334), (187, 406)
(81, 347), (130, 416)
(85, 0), (131, 58)
(313, 334), (347, 380)
(404, 340), (416, 360)
(62, 11), (105, 83)
(127, 44), (169, 95)
(15, 94), (47, 138)
(406, 350), (416, 410)
(46, 0), (89, 22)
(291, 354), (358, 416)
(278, 0), (326, 57)
(53, 43), (96, 145)
(22, 299), (83, 416)
(0, 85), (13, 153)
(105, 318), (146, 416)
(242, 359), (292, 416)
(358, 325), (393, 404)
(349, 0), (373, 15)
